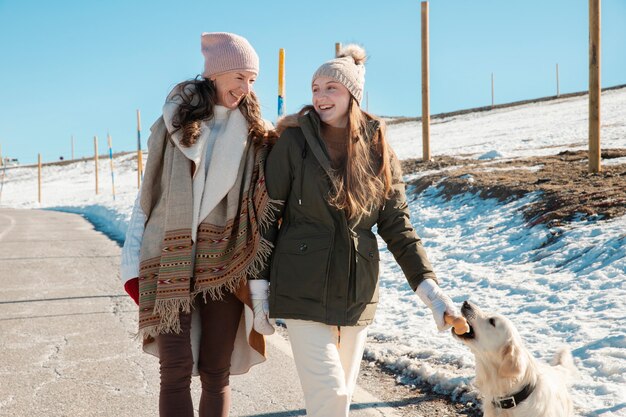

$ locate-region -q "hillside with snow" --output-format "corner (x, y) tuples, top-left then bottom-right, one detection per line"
(1, 87), (625, 417)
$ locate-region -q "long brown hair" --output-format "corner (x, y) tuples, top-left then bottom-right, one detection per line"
(326, 98), (393, 219)
(170, 76), (272, 147)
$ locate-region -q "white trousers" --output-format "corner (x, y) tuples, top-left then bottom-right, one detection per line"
(285, 319), (369, 417)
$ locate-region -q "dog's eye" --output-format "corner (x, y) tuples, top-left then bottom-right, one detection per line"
(489, 318), (496, 327)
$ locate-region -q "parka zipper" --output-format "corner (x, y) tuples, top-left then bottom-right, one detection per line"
(299, 142), (307, 205)
(345, 217), (357, 325)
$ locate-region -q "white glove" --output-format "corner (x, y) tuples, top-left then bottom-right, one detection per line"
(248, 279), (275, 335)
(415, 279), (460, 331)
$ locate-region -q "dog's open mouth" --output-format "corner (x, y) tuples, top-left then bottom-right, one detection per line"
(452, 323), (475, 340)
(453, 301), (476, 340)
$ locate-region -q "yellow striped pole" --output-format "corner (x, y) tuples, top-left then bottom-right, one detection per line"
(107, 133), (116, 200)
(278, 48), (286, 117)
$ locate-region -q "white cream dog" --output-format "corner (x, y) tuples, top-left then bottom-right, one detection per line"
(453, 301), (576, 417)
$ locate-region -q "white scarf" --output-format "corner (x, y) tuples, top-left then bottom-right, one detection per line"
(162, 95), (248, 242)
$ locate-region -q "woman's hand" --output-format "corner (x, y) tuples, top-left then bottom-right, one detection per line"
(248, 280), (275, 335)
(415, 279), (461, 331)
(124, 278), (139, 305)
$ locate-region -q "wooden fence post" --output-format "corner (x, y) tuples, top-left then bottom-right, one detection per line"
(589, 0), (601, 173)
(94, 136), (99, 195)
(421, 1), (431, 161)
(38, 153), (42, 203)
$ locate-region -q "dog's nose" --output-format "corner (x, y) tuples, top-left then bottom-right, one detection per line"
(462, 300), (473, 313)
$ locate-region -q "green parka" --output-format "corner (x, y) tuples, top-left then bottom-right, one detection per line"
(263, 111), (437, 326)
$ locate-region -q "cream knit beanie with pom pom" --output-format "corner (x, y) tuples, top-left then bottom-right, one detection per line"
(312, 44), (367, 104)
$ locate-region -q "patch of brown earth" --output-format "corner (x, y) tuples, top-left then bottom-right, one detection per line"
(401, 149), (626, 227)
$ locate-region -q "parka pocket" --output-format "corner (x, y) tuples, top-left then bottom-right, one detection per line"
(273, 234), (332, 303)
(354, 235), (380, 305)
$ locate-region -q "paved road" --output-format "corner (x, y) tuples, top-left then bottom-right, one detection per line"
(0, 208), (400, 417)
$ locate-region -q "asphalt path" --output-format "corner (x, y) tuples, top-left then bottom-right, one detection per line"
(0, 208), (402, 417)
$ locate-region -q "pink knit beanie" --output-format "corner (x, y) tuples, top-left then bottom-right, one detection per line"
(312, 44), (367, 104)
(201, 32), (259, 78)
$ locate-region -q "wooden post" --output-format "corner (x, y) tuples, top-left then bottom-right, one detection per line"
(0, 143), (3, 167)
(71, 135), (75, 160)
(589, 0), (601, 173)
(94, 136), (99, 195)
(278, 48), (286, 117)
(421, 1), (431, 161)
(491, 73), (495, 108)
(556, 63), (560, 97)
(37, 153), (42, 203)
(107, 133), (116, 200)
(137, 109), (143, 188)
(335, 42), (341, 57)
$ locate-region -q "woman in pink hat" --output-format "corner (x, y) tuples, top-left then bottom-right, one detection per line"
(120, 32), (277, 417)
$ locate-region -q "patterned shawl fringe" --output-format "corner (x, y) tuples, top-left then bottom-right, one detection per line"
(258, 197), (284, 234)
(194, 197), (284, 303)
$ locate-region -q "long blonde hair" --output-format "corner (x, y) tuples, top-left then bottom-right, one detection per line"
(326, 98), (393, 219)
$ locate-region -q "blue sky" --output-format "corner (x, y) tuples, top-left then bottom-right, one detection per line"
(1, 0), (625, 164)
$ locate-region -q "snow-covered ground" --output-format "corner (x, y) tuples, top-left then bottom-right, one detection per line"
(1, 88), (625, 417)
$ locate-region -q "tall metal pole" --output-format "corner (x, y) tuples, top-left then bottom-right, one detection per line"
(589, 0), (601, 173)
(556, 63), (560, 97)
(421, 1), (431, 161)
(278, 48), (286, 117)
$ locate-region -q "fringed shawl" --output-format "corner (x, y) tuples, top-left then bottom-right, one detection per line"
(137, 115), (279, 339)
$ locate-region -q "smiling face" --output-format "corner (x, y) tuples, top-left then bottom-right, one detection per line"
(211, 70), (257, 109)
(312, 76), (351, 128)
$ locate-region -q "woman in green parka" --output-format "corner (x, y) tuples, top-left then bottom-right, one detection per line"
(261, 44), (468, 417)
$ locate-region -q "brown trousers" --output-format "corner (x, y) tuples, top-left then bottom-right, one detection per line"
(157, 291), (243, 417)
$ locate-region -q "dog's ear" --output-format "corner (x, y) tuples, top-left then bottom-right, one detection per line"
(498, 342), (527, 378)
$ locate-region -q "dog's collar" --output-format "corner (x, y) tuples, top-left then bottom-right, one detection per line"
(492, 383), (535, 409)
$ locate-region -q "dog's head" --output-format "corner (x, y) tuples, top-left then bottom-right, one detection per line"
(454, 301), (528, 379)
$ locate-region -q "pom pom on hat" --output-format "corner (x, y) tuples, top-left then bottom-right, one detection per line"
(337, 44), (367, 65)
(201, 32), (259, 78)
(312, 43), (367, 104)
